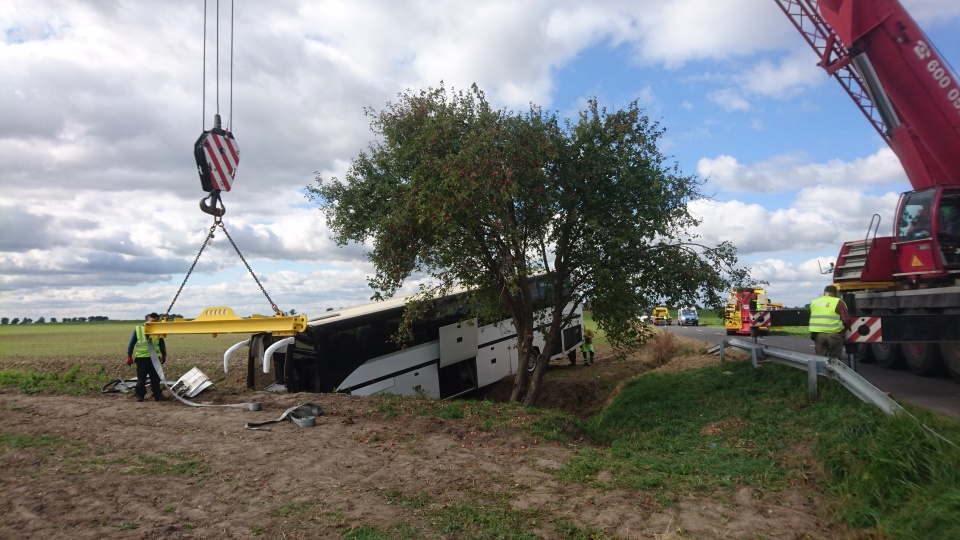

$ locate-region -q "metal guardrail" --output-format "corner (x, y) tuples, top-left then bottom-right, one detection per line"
(716, 337), (905, 415)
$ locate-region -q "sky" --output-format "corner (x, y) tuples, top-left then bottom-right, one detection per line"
(2, 0), (959, 322)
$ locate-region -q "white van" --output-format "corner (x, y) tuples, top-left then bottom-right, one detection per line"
(678, 307), (699, 326)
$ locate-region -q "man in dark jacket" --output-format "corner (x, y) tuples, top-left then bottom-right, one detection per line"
(126, 312), (167, 402)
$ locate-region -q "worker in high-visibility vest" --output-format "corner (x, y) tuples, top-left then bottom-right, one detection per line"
(808, 285), (853, 360)
(126, 312), (167, 402)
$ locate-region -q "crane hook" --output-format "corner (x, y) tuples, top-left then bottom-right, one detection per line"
(200, 189), (225, 217)
(194, 113), (239, 216)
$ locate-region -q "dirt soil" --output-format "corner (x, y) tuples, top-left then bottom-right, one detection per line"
(0, 336), (848, 539)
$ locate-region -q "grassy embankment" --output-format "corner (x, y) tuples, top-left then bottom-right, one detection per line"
(2, 320), (959, 539)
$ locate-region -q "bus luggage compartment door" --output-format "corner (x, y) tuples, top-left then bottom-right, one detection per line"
(439, 319), (478, 367)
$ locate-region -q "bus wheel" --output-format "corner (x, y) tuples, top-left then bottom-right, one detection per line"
(525, 347), (541, 373)
(903, 342), (943, 376)
(871, 342), (904, 369)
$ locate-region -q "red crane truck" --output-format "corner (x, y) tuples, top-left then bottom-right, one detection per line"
(773, 0), (960, 381)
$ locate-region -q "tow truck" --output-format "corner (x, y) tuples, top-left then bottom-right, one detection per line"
(724, 288), (774, 336)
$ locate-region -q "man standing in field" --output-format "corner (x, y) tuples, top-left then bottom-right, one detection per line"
(126, 312), (167, 402)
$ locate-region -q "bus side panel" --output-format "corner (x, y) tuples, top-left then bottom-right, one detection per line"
(396, 363), (440, 397)
(562, 324), (583, 356)
(478, 319), (518, 381)
(439, 319), (479, 367)
(476, 341), (512, 387)
(351, 363), (441, 398)
(339, 341), (440, 391)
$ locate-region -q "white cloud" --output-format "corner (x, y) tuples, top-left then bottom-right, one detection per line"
(1, 0), (957, 320)
(737, 51), (824, 98)
(697, 147), (907, 193)
(745, 257), (836, 308)
(707, 88), (751, 112)
(629, 0), (788, 68)
(689, 183), (903, 256)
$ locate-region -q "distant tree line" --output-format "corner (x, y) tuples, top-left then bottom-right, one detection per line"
(1, 316), (112, 324)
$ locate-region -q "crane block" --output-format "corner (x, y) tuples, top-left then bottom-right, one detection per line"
(194, 128), (240, 192)
(146, 307), (306, 338)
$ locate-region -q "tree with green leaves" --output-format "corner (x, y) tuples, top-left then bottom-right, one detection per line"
(310, 84), (748, 405)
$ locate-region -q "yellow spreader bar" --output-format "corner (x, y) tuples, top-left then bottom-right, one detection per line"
(145, 306), (307, 338)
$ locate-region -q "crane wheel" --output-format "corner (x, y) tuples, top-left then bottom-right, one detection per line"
(902, 310), (945, 376)
(941, 342), (960, 383)
(871, 342), (903, 369)
(903, 342), (944, 376)
(941, 309), (960, 383)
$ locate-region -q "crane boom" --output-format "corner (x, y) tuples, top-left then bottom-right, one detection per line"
(775, 0), (960, 190)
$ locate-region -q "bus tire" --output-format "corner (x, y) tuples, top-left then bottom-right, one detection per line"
(525, 347), (541, 373)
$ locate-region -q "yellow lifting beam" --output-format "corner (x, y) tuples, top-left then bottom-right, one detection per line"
(145, 307), (307, 338)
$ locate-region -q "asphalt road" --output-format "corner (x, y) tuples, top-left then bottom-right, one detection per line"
(662, 324), (960, 420)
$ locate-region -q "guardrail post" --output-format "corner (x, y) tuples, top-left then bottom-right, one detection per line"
(807, 357), (819, 400)
(719, 339), (726, 362)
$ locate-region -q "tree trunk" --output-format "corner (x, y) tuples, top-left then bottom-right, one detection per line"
(509, 332), (534, 402)
(507, 274), (536, 403)
(523, 365), (541, 406)
(522, 321), (560, 406)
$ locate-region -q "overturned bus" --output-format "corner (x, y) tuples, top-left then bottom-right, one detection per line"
(227, 278), (584, 400)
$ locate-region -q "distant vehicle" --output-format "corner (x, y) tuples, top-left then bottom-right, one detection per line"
(652, 306), (672, 326)
(677, 306), (699, 326)
(724, 288), (769, 336)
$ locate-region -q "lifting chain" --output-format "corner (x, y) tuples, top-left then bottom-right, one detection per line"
(164, 217), (281, 320)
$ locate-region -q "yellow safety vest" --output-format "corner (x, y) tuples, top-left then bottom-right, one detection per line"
(133, 325), (161, 358)
(809, 296), (844, 333)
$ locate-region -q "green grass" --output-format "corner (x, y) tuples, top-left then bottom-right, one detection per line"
(372, 355), (960, 537)
(535, 359), (960, 537)
(0, 364), (110, 394)
(0, 321), (235, 359)
(0, 433), (72, 449)
(0, 321), (243, 395)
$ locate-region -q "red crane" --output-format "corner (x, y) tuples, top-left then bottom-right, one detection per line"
(773, 0), (960, 380)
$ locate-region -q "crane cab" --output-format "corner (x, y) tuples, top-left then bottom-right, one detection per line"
(833, 187), (960, 289)
(893, 187), (960, 280)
